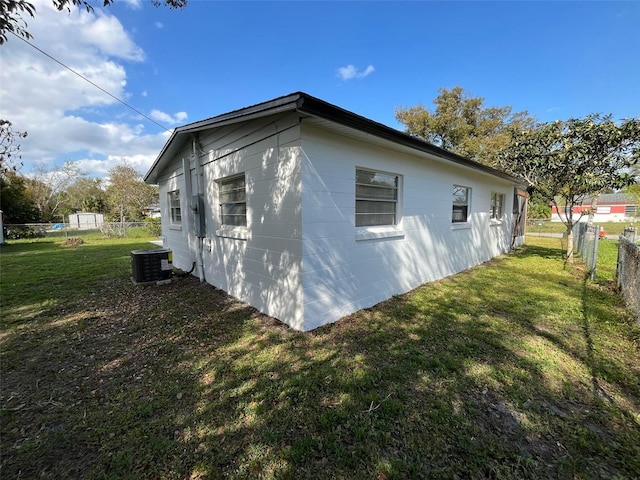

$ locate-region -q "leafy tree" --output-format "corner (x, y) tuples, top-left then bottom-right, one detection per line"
(624, 163), (640, 206)
(1, 0), (187, 44)
(498, 114), (640, 262)
(0, 119), (28, 173)
(0, 170), (40, 223)
(62, 176), (107, 215)
(395, 86), (535, 165)
(106, 164), (157, 224)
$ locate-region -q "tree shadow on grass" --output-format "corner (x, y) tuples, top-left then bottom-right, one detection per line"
(1, 244), (639, 479)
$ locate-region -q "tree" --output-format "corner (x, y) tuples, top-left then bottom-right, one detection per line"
(62, 176), (106, 216)
(395, 86), (535, 166)
(0, 119), (28, 173)
(1, 0), (188, 45)
(499, 114), (640, 262)
(105, 164), (157, 224)
(0, 169), (40, 223)
(25, 160), (81, 221)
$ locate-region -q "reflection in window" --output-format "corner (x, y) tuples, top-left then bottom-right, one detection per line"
(452, 185), (471, 223)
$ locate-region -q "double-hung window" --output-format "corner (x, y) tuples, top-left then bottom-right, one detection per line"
(490, 192), (505, 220)
(356, 169), (399, 227)
(219, 174), (247, 227)
(168, 190), (181, 224)
(452, 185), (471, 223)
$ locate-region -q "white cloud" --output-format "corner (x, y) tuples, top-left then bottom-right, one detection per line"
(150, 110), (188, 125)
(155, 22), (164, 29)
(80, 15), (145, 61)
(0, 0), (177, 178)
(336, 64), (375, 81)
(121, 0), (143, 9)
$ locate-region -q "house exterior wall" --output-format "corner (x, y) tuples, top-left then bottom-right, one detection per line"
(156, 114), (518, 332)
(299, 124), (515, 330)
(158, 114), (306, 329)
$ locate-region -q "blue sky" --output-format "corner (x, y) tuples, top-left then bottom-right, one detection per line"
(1, 0), (639, 178)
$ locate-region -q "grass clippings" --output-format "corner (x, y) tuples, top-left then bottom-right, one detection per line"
(1, 236), (639, 479)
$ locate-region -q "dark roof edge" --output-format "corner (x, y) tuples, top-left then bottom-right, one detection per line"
(145, 92), (525, 185)
(295, 93), (523, 184)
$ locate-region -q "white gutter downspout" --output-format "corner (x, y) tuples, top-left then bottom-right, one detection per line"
(192, 136), (206, 283)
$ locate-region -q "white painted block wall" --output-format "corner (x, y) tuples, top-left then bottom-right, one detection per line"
(299, 124), (513, 331)
(157, 115), (517, 332)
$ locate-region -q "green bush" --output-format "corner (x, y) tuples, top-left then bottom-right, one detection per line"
(143, 217), (162, 237)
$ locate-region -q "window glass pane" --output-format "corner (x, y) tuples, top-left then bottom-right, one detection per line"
(168, 190), (181, 223)
(219, 176), (245, 192)
(219, 174), (247, 227)
(453, 186), (468, 205)
(355, 168), (400, 227)
(356, 184), (397, 200)
(356, 200), (396, 214)
(221, 214), (247, 227)
(356, 213), (396, 227)
(221, 203), (247, 216)
(220, 189), (246, 203)
(356, 170), (397, 188)
(452, 205), (468, 223)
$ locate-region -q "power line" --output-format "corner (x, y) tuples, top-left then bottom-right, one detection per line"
(9, 31), (172, 133)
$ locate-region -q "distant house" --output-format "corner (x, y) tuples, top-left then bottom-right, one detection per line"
(144, 92), (527, 331)
(143, 204), (161, 218)
(68, 212), (104, 229)
(550, 193), (638, 223)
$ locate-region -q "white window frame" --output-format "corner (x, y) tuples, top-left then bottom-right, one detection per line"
(490, 192), (505, 221)
(216, 173), (248, 240)
(355, 168), (404, 241)
(452, 185), (471, 225)
(168, 190), (181, 225)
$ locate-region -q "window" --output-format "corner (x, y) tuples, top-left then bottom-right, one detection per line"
(168, 190), (181, 224)
(490, 192), (505, 220)
(625, 205), (638, 216)
(356, 169), (399, 227)
(452, 185), (471, 223)
(219, 174), (247, 227)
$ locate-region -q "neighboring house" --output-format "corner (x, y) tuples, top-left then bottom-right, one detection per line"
(550, 193), (639, 223)
(143, 204), (161, 218)
(145, 92), (527, 331)
(68, 212), (104, 229)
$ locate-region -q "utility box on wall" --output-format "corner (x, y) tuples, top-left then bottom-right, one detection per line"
(131, 248), (173, 285)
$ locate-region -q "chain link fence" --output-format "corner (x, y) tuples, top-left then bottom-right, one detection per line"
(617, 231), (640, 322)
(573, 223), (600, 280)
(2, 221), (161, 241)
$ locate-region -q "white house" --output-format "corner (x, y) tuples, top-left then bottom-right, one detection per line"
(145, 92), (527, 331)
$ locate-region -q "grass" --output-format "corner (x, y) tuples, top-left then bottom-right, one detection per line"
(1, 235), (639, 479)
(526, 220), (637, 236)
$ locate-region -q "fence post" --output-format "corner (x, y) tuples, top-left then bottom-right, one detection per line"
(623, 227), (637, 243)
(590, 225), (599, 281)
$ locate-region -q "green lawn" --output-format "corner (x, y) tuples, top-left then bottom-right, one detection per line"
(1, 235), (639, 479)
(526, 220), (637, 236)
